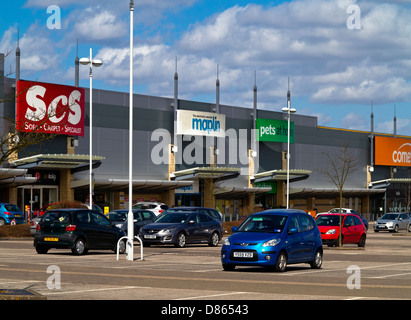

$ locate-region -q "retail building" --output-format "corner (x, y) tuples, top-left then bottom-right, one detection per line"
(1, 51), (410, 221)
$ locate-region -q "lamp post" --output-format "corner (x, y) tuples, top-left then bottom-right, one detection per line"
(127, 0), (135, 261)
(281, 87), (296, 210)
(79, 49), (103, 210)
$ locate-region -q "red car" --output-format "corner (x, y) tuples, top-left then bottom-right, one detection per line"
(315, 213), (366, 247)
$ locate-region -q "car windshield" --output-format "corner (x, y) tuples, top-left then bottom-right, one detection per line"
(316, 215), (341, 226)
(156, 213), (190, 224)
(42, 211), (72, 224)
(380, 213), (399, 220)
(238, 214), (287, 233)
(108, 211), (128, 221)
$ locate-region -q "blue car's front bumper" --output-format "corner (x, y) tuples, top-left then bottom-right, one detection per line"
(221, 244), (280, 267)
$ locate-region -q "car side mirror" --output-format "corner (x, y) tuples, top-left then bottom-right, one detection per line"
(231, 227), (239, 233)
(288, 228), (298, 234)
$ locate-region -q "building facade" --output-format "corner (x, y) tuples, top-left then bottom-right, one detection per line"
(1, 52), (410, 221)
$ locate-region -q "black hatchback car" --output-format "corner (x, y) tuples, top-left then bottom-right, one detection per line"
(139, 211), (222, 248)
(34, 209), (126, 255)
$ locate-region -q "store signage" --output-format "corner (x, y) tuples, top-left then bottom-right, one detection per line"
(176, 110), (225, 138)
(375, 136), (411, 167)
(175, 181), (199, 194)
(256, 118), (294, 143)
(16, 80), (85, 136)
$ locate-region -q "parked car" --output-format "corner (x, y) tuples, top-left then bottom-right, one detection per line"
(374, 212), (411, 233)
(326, 208), (369, 231)
(139, 211), (221, 248)
(30, 203), (57, 235)
(221, 209), (323, 272)
(164, 207), (223, 235)
(30, 202), (102, 235)
(0, 203), (24, 226)
(316, 213), (366, 247)
(133, 202), (169, 216)
(34, 209), (126, 255)
(107, 209), (156, 236)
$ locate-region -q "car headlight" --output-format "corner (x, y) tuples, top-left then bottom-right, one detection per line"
(162, 228), (175, 233)
(326, 229), (336, 234)
(386, 222), (393, 226)
(223, 238), (230, 246)
(262, 238), (281, 247)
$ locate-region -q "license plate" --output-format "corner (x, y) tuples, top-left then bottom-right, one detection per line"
(144, 235), (156, 239)
(44, 237), (58, 242)
(14, 214), (21, 217)
(233, 252), (253, 258)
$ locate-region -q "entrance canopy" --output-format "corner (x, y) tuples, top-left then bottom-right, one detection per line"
(252, 169), (311, 183)
(289, 187), (386, 198)
(214, 186), (272, 199)
(71, 178), (194, 193)
(171, 167), (241, 182)
(0, 168), (36, 187)
(10, 154), (104, 173)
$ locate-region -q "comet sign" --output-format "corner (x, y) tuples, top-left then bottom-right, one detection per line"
(16, 81), (85, 136)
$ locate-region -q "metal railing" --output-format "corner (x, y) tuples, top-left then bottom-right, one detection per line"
(116, 235), (144, 261)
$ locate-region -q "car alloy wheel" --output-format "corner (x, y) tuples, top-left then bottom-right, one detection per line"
(310, 249), (323, 269)
(209, 232), (219, 247)
(175, 233), (186, 248)
(274, 251), (287, 272)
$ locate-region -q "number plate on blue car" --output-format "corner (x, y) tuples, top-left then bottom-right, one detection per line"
(233, 252), (253, 258)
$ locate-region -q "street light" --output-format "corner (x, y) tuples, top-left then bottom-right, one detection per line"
(127, 0), (135, 262)
(282, 87), (296, 210)
(80, 48), (103, 210)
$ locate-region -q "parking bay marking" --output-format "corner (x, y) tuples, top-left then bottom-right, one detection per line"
(2, 266), (411, 292)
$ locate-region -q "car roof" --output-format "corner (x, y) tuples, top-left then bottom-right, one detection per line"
(253, 209), (308, 216)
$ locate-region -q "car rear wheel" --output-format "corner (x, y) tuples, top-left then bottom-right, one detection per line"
(174, 232), (186, 248)
(35, 245), (49, 254)
(274, 251), (287, 272)
(72, 238), (88, 255)
(310, 249), (323, 269)
(208, 232), (220, 247)
(358, 235), (366, 247)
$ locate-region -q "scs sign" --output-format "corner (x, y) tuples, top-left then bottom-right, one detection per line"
(17, 81), (85, 136)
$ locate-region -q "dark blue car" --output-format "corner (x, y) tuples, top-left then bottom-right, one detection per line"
(221, 209), (323, 272)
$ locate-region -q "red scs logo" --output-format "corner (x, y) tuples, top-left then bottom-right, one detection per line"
(16, 81), (85, 136)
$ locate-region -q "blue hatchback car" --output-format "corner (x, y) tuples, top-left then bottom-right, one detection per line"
(0, 203), (25, 226)
(221, 209), (323, 272)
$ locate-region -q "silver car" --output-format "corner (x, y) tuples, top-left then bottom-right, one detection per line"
(374, 212), (411, 233)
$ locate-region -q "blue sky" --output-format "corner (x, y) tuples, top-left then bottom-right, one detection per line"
(1, 0), (411, 135)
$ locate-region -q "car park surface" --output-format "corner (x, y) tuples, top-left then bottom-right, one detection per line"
(221, 209), (323, 272)
(33, 208), (126, 255)
(316, 213), (367, 247)
(1, 226), (411, 302)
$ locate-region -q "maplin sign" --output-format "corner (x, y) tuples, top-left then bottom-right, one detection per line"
(176, 110), (225, 138)
(16, 80), (85, 136)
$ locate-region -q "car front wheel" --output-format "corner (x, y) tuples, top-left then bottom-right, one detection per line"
(175, 233), (186, 248)
(208, 232), (220, 247)
(274, 251), (287, 272)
